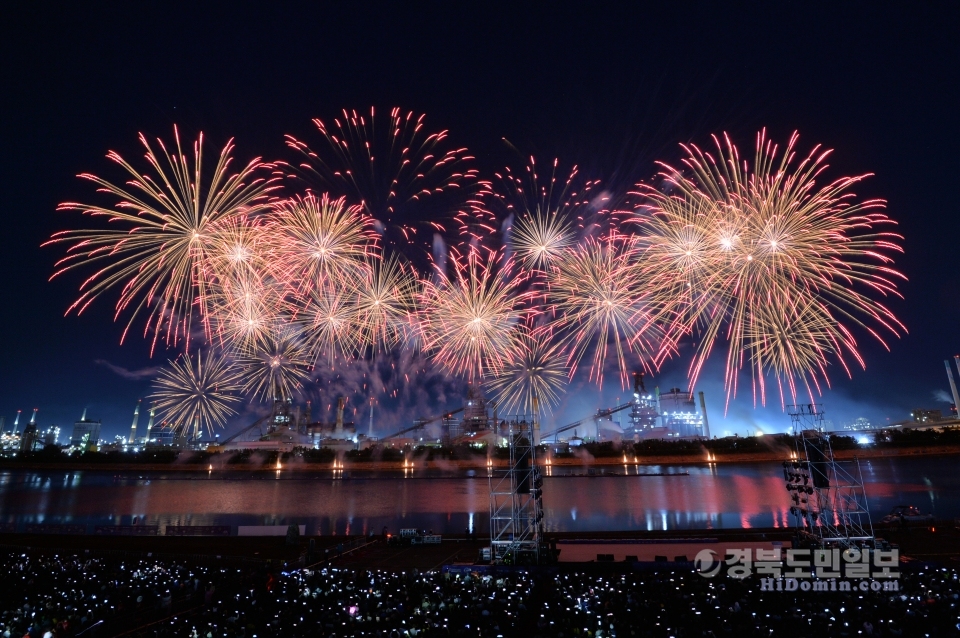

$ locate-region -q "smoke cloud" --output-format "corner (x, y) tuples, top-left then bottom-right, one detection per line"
(94, 359), (160, 381)
(933, 389), (953, 404)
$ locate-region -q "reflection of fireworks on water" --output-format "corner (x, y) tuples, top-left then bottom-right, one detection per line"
(46, 128), (277, 350)
(635, 130), (905, 406)
(234, 328), (312, 402)
(149, 350), (243, 435)
(419, 249), (529, 382)
(285, 107), (486, 253)
(485, 329), (568, 415)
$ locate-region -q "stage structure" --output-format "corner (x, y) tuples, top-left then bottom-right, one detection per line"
(488, 413), (546, 564)
(784, 404), (875, 548)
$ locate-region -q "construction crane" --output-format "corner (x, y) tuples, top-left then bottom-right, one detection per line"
(540, 402), (634, 442)
(383, 407), (465, 441)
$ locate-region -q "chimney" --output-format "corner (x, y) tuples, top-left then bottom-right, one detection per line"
(146, 406), (155, 433)
(129, 400), (141, 445)
(698, 391), (711, 439)
(633, 371), (646, 394)
(368, 396), (375, 437)
(12, 410), (21, 435)
(30, 409), (38, 425)
(946, 360), (960, 419)
(79, 408), (86, 422)
(335, 397), (345, 435)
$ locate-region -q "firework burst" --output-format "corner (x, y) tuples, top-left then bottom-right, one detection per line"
(285, 107), (486, 254)
(149, 349), (243, 435)
(488, 157), (605, 270)
(419, 249), (529, 381)
(635, 130), (905, 406)
(297, 285), (362, 367)
(267, 193), (372, 296)
(353, 254), (419, 353)
(548, 237), (666, 387)
(510, 210), (576, 271)
(208, 272), (282, 350)
(484, 328), (568, 415)
(46, 127), (278, 350)
(234, 328), (312, 402)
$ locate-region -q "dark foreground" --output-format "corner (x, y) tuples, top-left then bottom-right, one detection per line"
(0, 549), (957, 638)
(2, 524), (960, 638)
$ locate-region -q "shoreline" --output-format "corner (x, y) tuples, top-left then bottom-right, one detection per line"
(2, 444), (959, 473)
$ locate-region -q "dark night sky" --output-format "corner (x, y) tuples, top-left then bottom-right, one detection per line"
(2, 3), (959, 439)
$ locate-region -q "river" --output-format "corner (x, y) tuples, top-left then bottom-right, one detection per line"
(0, 455), (956, 535)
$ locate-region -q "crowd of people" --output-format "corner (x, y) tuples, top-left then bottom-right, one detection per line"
(0, 551), (956, 637)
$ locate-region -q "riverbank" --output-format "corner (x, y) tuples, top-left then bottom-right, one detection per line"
(3, 443), (960, 473)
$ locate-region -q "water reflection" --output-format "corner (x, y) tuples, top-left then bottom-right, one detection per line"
(0, 456), (955, 535)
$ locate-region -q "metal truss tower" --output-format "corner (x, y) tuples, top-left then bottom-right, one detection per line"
(488, 415), (546, 565)
(785, 404), (875, 548)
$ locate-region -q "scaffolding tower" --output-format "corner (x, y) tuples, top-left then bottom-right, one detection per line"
(488, 416), (546, 565)
(785, 404), (875, 548)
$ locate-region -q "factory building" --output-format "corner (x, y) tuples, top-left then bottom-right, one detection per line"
(70, 409), (101, 450)
(658, 388), (707, 438)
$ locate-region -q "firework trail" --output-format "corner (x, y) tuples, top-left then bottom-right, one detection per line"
(634, 130), (905, 406)
(46, 128), (278, 351)
(419, 248), (530, 382)
(149, 349), (243, 435)
(285, 107), (488, 256)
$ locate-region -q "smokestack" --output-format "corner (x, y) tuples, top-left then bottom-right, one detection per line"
(368, 397), (375, 437)
(698, 391), (711, 439)
(633, 371), (646, 394)
(30, 409), (38, 425)
(79, 408), (86, 422)
(335, 397), (345, 435)
(192, 415), (200, 442)
(305, 400), (312, 425)
(952, 356), (960, 413)
(13, 410), (20, 435)
(946, 360), (960, 419)
(146, 406), (155, 432)
(532, 394), (540, 446)
(129, 400), (141, 445)
(0, 417), (4, 434)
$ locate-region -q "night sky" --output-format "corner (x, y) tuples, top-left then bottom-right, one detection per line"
(2, 3), (959, 440)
